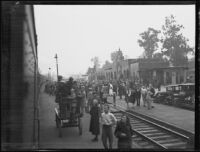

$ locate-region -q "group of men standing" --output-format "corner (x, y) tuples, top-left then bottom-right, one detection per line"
(93, 80), (156, 110)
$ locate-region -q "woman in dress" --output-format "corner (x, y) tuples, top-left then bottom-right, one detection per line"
(89, 99), (101, 141)
(114, 114), (133, 149)
(109, 83), (113, 96)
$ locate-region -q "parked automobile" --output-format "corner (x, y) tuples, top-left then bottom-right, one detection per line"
(154, 83), (195, 110)
(154, 91), (169, 104)
(173, 83), (195, 109)
(154, 84), (181, 105)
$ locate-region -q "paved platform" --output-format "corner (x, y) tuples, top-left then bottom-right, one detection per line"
(39, 86), (140, 149)
(107, 95), (194, 133)
(39, 91), (104, 149)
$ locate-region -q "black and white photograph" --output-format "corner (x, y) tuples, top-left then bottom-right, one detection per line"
(1, 1), (198, 151)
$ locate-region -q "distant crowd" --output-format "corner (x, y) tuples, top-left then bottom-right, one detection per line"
(44, 76), (156, 149)
(44, 77), (156, 110)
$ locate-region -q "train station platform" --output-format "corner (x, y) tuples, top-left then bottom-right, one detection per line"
(39, 87), (140, 149)
(39, 90), (103, 149)
(107, 96), (194, 134)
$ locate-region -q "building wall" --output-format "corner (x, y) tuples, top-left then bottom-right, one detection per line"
(93, 58), (189, 86)
(1, 2), (24, 150)
(121, 60), (129, 79)
(130, 62), (139, 80)
(186, 60), (195, 83)
(2, 2), (12, 148)
(96, 69), (106, 80)
(96, 59), (138, 81)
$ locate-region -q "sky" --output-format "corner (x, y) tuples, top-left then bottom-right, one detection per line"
(34, 5), (195, 79)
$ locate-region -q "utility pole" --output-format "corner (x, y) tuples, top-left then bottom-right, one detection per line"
(54, 54), (59, 81)
(48, 67), (51, 81)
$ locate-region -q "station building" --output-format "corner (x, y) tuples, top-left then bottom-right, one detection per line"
(186, 58), (195, 83)
(90, 58), (192, 88)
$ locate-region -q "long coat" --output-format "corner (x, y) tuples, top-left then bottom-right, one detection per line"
(118, 84), (124, 96)
(135, 89), (141, 99)
(129, 89), (136, 104)
(114, 121), (133, 149)
(89, 106), (100, 135)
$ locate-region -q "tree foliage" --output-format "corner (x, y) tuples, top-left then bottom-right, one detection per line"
(91, 56), (100, 71)
(161, 15), (194, 66)
(111, 48), (124, 63)
(153, 52), (163, 59)
(86, 67), (92, 75)
(138, 27), (161, 58)
(102, 60), (111, 69)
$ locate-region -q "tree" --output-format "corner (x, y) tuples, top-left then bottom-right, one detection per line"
(138, 27), (161, 58)
(111, 48), (124, 63)
(161, 15), (194, 66)
(91, 56), (100, 71)
(153, 52), (163, 59)
(102, 60), (111, 69)
(86, 67), (92, 75)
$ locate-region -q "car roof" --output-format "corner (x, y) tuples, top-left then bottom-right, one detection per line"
(178, 83), (195, 86)
(165, 84), (180, 87)
(165, 83), (195, 87)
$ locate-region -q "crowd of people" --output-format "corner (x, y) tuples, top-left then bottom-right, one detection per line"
(81, 79), (156, 110)
(45, 76), (157, 111)
(44, 81), (56, 96)
(44, 76), (156, 149)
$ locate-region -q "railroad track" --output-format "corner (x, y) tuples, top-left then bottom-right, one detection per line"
(109, 104), (192, 149)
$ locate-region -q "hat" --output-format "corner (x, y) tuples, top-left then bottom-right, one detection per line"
(93, 99), (98, 105)
(69, 77), (73, 82)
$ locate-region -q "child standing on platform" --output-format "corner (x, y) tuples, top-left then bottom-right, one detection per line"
(101, 104), (117, 149)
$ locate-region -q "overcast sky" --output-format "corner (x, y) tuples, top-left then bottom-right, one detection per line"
(34, 5), (195, 78)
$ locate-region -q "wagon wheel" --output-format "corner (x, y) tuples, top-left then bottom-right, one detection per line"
(78, 117), (82, 135)
(58, 119), (62, 137)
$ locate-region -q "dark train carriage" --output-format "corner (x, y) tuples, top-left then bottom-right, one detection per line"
(1, 2), (39, 150)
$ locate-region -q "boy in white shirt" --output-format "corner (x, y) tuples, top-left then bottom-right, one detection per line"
(101, 104), (117, 149)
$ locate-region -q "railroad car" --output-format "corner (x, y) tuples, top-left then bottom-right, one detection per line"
(2, 3), (40, 150)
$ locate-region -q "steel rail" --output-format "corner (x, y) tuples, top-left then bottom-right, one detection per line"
(113, 104), (190, 140)
(110, 104), (190, 149)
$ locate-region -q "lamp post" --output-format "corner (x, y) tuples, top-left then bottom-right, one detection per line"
(48, 67), (51, 81)
(54, 54), (59, 81)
